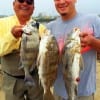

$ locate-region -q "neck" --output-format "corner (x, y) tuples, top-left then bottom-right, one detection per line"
(17, 16), (31, 25)
(61, 10), (77, 21)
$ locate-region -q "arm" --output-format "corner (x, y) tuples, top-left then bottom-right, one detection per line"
(89, 36), (100, 51)
(0, 20), (23, 56)
(80, 32), (100, 52)
(0, 31), (21, 56)
(80, 15), (100, 53)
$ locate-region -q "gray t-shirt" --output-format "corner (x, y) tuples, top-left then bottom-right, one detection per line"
(46, 13), (100, 99)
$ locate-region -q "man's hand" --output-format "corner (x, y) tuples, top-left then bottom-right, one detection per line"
(79, 32), (95, 53)
(11, 25), (24, 38)
(79, 32), (94, 48)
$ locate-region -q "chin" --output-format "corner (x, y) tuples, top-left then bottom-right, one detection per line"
(58, 10), (68, 15)
(60, 13), (68, 16)
(21, 13), (31, 17)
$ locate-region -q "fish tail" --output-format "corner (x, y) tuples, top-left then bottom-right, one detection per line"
(24, 74), (35, 86)
(43, 91), (55, 100)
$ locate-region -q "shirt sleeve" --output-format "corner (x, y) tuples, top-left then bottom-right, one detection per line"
(92, 15), (100, 38)
(0, 18), (21, 56)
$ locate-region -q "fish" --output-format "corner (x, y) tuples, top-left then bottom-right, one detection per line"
(62, 28), (84, 100)
(19, 20), (40, 86)
(37, 30), (60, 100)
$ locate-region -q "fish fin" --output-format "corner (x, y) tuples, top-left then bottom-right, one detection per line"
(43, 91), (55, 100)
(36, 54), (41, 68)
(29, 62), (36, 72)
(75, 85), (78, 96)
(18, 62), (23, 70)
(24, 74), (35, 86)
(80, 56), (84, 70)
(74, 85), (78, 100)
(22, 35), (27, 50)
(62, 48), (70, 71)
(39, 79), (41, 86)
(39, 79), (43, 88)
(24, 66), (35, 86)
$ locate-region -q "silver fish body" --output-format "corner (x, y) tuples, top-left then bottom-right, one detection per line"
(20, 20), (40, 86)
(62, 28), (84, 100)
(37, 31), (59, 100)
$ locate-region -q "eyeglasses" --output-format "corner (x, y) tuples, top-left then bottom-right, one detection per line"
(17, 0), (34, 5)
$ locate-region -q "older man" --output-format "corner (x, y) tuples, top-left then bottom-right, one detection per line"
(0, 0), (46, 100)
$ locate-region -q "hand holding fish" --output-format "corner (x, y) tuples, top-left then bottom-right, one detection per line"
(80, 27), (94, 53)
(80, 32), (95, 53)
(79, 32), (94, 48)
(11, 25), (24, 38)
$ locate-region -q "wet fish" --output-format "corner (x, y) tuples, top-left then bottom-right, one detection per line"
(20, 20), (40, 86)
(62, 28), (84, 100)
(37, 30), (59, 100)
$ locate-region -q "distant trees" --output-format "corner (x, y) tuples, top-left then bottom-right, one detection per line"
(0, 13), (58, 22)
(33, 12), (58, 22)
(0, 15), (7, 18)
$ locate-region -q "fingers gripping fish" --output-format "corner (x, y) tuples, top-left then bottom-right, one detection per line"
(62, 28), (84, 100)
(19, 20), (40, 86)
(37, 30), (60, 100)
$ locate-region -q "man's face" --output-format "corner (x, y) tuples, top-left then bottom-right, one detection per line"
(13, 0), (34, 19)
(54, 0), (76, 16)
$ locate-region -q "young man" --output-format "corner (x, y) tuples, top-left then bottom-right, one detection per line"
(0, 0), (46, 100)
(46, 0), (100, 100)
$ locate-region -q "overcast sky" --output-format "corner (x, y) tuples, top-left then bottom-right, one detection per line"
(0, 0), (100, 16)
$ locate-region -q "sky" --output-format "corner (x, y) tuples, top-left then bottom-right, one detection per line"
(0, 0), (100, 16)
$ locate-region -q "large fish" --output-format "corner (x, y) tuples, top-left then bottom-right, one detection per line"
(20, 20), (40, 86)
(37, 30), (60, 100)
(62, 28), (84, 100)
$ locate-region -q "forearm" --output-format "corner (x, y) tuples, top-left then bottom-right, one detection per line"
(90, 37), (100, 52)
